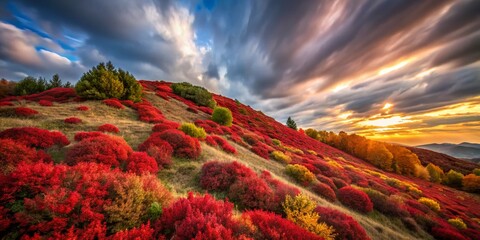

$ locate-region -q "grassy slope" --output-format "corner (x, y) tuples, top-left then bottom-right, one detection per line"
(0, 90), (450, 240)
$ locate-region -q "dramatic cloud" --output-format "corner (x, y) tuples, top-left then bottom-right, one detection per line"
(1, 0), (479, 145)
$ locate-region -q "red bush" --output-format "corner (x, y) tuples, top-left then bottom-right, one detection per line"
(98, 124), (120, 133)
(152, 121), (180, 133)
(103, 99), (124, 109)
(76, 106), (89, 111)
(15, 107), (38, 117)
(157, 129), (201, 159)
(109, 223), (155, 239)
(243, 210), (322, 240)
(337, 186), (373, 213)
(121, 100), (136, 108)
(228, 176), (275, 210)
(125, 152), (159, 174)
(66, 135), (133, 167)
(315, 206), (370, 240)
(156, 193), (239, 239)
(135, 101), (164, 123)
(316, 174), (337, 190)
(200, 161), (256, 192)
(260, 171), (300, 213)
(0, 139), (42, 174)
(0, 101), (13, 106)
(205, 135), (236, 154)
(311, 182), (336, 202)
(23, 87), (77, 102)
(38, 100), (53, 106)
(430, 227), (468, 240)
(251, 142), (269, 159)
(332, 177), (348, 189)
(74, 131), (105, 141)
(64, 117), (82, 124)
(0, 127), (69, 149)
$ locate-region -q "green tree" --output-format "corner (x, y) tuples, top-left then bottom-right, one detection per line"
(14, 76), (42, 95)
(212, 107), (233, 126)
(48, 74), (62, 89)
(286, 116), (297, 130)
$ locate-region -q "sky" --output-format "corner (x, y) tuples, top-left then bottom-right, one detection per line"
(0, 0), (479, 146)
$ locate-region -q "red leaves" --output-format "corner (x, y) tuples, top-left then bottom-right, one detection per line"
(74, 131), (105, 141)
(103, 98), (124, 109)
(66, 135), (133, 167)
(126, 152), (159, 174)
(243, 210), (322, 240)
(64, 117), (82, 124)
(38, 100), (53, 106)
(205, 135), (236, 154)
(14, 107), (38, 117)
(337, 186), (373, 213)
(98, 124), (120, 133)
(0, 139), (41, 174)
(135, 101), (164, 123)
(76, 105), (89, 111)
(0, 127), (69, 149)
(311, 182), (336, 202)
(156, 193), (238, 240)
(315, 206), (370, 240)
(156, 129), (201, 159)
(152, 120), (180, 133)
(200, 161), (255, 192)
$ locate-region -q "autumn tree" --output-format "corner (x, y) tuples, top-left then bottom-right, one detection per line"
(366, 141), (393, 171)
(386, 144), (421, 175)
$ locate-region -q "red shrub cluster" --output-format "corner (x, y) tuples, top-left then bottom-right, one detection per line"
(0, 162), (172, 238)
(66, 135), (133, 167)
(125, 152), (159, 174)
(260, 171), (301, 212)
(0, 139), (45, 174)
(337, 186), (373, 213)
(200, 161), (255, 191)
(156, 193), (239, 239)
(430, 227), (468, 240)
(156, 91), (170, 100)
(76, 105), (89, 111)
(38, 100), (53, 106)
(0, 127), (69, 149)
(98, 124), (120, 133)
(135, 101), (164, 123)
(103, 98), (124, 109)
(0, 101), (13, 106)
(315, 206), (371, 240)
(152, 120), (180, 133)
(22, 88), (77, 103)
(228, 176), (275, 210)
(64, 117), (82, 124)
(74, 131), (105, 141)
(251, 142), (270, 159)
(243, 210), (322, 240)
(156, 129), (201, 159)
(14, 107), (38, 117)
(316, 174), (337, 190)
(332, 177), (349, 189)
(205, 135), (237, 154)
(194, 120), (231, 135)
(110, 223), (155, 239)
(186, 107), (198, 113)
(311, 182), (336, 202)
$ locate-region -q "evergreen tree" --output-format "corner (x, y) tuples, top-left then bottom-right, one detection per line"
(48, 74), (62, 89)
(286, 116), (297, 130)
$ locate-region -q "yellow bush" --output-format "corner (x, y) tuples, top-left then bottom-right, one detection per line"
(282, 194), (336, 240)
(418, 197), (440, 212)
(448, 218), (467, 230)
(307, 150), (317, 155)
(283, 145), (304, 154)
(271, 150), (291, 164)
(426, 163), (444, 183)
(179, 122), (207, 139)
(463, 174), (480, 192)
(272, 139), (282, 146)
(285, 164), (315, 183)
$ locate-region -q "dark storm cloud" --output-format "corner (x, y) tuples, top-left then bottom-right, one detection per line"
(204, 63), (219, 79)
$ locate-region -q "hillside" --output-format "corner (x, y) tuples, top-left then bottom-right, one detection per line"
(1, 80), (480, 240)
(417, 143), (480, 161)
(407, 147), (480, 175)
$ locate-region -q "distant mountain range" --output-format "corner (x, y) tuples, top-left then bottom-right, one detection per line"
(417, 142), (480, 162)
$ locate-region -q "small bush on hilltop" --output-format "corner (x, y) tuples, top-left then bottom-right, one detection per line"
(418, 197), (440, 212)
(179, 122), (206, 139)
(315, 206), (370, 240)
(75, 62), (142, 101)
(212, 107), (233, 126)
(171, 82), (216, 108)
(337, 186), (373, 213)
(285, 164), (316, 184)
(282, 194), (336, 240)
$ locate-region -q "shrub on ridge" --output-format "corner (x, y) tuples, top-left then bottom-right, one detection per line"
(212, 107), (233, 126)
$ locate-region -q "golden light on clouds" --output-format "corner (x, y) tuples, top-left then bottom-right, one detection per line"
(378, 60), (410, 75)
(359, 115), (413, 128)
(382, 103), (393, 110)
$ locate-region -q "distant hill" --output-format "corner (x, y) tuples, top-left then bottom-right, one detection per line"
(407, 146), (480, 175)
(417, 142), (480, 161)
